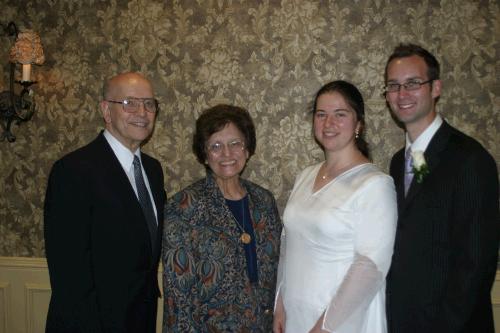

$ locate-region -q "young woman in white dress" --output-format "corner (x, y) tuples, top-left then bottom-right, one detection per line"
(273, 81), (397, 333)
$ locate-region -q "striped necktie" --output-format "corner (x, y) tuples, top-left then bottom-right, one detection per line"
(404, 148), (414, 196)
(133, 155), (158, 252)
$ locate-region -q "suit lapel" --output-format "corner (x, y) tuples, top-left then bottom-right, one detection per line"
(94, 133), (142, 207)
(391, 150), (406, 214)
(95, 133), (156, 255)
(400, 122), (451, 212)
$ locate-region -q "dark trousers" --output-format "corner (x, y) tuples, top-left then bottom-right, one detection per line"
(127, 299), (158, 333)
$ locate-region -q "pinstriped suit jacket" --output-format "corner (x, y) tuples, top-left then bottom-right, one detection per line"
(386, 121), (499, 333)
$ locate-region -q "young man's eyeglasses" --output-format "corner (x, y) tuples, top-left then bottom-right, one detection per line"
(106, 97), (158, 114)
(384, 79), (434, 93)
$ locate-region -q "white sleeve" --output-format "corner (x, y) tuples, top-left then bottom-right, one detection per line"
(322, 176), (397, 332)
(274, 228), (286, 311)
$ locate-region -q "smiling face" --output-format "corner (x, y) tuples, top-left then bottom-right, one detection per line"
(313, 91), (360, 154)
(206, 122), (249, 182)
(385, 55), (441, 137)
(101, 73), (156, 152)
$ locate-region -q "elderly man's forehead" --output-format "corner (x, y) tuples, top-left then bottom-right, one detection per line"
(106, 72), (153, 97)
(111, 73), (150, 86)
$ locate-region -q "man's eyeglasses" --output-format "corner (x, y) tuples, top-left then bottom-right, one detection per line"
(384, 79), (434, 93)
(206, 140), (245, 155)
(106, 97), (158, 114)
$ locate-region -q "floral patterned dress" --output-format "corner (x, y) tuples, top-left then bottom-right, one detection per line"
(162, 172), (282, 332)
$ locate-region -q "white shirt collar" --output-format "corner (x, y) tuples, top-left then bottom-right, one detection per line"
(103, 130), (141, 172)
(405, 114), (443, 153)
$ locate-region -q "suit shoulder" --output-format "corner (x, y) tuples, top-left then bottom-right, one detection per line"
(388, 149), (404, 179)
(140, 151), (163, 176)
(392, 147), (405, 159)
(390, 147), (405, 164)
(447, 126), (496, 164)
(449, 126), (486, 149)
(141, 151), (161, 165)
(45, 139), (105, 197)
(50, 137), (102, 172)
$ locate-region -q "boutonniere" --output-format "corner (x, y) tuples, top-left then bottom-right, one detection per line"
(411, 150), (429, 183)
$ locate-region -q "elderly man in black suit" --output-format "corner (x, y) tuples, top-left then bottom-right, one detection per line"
(384, 43), (499, 333)
(44, 72), (166, 333)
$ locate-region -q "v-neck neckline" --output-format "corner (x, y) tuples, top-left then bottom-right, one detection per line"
(311, 162), (371, 195)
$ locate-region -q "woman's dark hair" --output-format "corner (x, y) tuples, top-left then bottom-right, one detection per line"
(312, 80), (370, 158)
(193, 104), (256, 165)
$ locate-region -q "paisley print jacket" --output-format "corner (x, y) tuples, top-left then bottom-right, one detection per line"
(162, 172), (282, 333)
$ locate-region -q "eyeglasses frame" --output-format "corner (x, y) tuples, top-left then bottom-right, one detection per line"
(384, 79), (434, 94)
(206, 139), (246, 155)
(106, 97), (158, 114)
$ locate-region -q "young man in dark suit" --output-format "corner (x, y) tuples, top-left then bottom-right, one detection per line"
(384, 43), (499, 332)
(44, 72), (166, 333)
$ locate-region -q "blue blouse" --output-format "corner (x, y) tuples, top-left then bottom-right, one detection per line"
(226, 195), (258, 283)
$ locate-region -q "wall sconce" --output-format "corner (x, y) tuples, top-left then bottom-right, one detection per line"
(0, 22), (44, 142)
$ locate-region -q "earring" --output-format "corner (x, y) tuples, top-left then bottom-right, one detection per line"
(355, 130), (359, 139)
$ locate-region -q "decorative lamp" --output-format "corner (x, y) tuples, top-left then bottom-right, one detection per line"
(0, 22), (45, 142)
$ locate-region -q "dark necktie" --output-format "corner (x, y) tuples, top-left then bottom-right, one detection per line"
(133, 155), (158, 252)
(404, 148), (414, 196)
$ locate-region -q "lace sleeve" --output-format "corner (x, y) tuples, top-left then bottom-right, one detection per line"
(322, 176), (397, 332)
(322, 254), (383, 331)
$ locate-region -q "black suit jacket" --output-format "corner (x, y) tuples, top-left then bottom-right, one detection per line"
(386, 121), (499, 333)
(44, 132), (166, 333)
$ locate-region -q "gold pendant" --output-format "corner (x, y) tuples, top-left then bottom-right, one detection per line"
(240, 232), (252, 244)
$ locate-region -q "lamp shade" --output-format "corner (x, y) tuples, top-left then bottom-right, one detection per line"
(9, 29), (45, 65)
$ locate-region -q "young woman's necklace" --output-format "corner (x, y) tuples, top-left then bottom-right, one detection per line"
(235, 199), (251, 244)
(321, 160), (360, 180)
(321, 163), (333, 180)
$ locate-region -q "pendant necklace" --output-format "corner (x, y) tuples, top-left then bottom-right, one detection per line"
(321, 163), (330, 180)
(235, 198), (252, 244)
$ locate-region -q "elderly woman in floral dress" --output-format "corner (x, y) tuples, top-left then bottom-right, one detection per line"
(162, 104), (281, 332)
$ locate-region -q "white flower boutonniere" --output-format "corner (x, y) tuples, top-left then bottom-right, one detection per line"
(411, 150), (429, 183)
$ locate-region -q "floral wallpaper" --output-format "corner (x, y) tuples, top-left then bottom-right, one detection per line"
(0, 0), (498, 257)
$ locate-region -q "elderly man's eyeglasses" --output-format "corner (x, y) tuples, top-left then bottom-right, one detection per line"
(384, 79), (434, 93)
(107, 97), (158, 113)
(207, 140), (245, 155)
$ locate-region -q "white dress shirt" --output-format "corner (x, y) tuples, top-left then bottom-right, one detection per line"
(103, 130), (158, 222)
(405, 114), (443, 153)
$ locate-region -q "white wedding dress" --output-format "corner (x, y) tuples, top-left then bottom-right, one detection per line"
(276, 163), (397, 333)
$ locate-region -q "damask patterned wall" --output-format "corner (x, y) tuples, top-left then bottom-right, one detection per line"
(0, 0), (498, 257)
